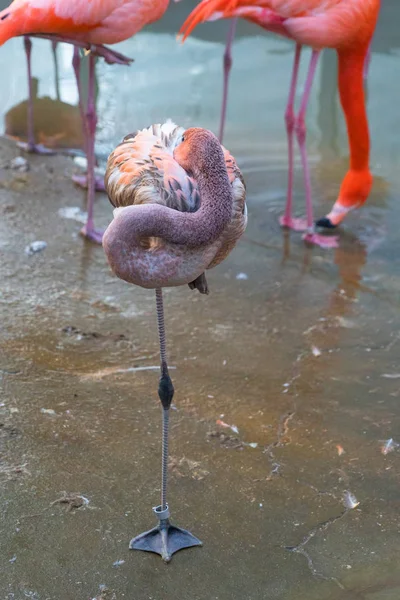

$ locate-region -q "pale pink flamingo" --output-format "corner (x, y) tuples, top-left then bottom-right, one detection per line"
(103, 119), (247, 561)
(180, 0), (380, 248)
(0, 0), (172, 243)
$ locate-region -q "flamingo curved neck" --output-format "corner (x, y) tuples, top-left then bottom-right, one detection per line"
(109, 163), (233, 249)
(337, 46), (370, 173)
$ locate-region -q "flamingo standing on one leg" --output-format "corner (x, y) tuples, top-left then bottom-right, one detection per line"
(180, 0), (380, 247)
(102, 119), (247, 561)
(0, 0), (171, 243)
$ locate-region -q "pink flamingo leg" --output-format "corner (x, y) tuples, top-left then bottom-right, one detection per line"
(296, 50), (338, 248)
(219, 18), (237, 143)
(279, 44), (306, 232)
(80, 53), (104, 244)
(18, 37), (54, 155)
(51, 41), (61, 101)
(72, 48), (105, 193)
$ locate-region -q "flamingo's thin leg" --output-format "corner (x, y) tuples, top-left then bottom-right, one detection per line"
(280, 44), (304, 231)
(295, 50), (338, 248)
(19, 37), (53, 155)
(72, 47), (106, 193)
(80, 53), (103, 244)
(52, 41), (61, 100)
(219, 18), (237, 143)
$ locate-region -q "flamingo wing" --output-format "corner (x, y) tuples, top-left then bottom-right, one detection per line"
(0, 0), (157, 44)
(179, 0), (379, 47)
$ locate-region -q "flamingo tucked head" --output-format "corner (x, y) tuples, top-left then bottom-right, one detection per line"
(173, 127), (224, 179)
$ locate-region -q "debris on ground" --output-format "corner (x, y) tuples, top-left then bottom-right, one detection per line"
(58, 206), (87, 224)
(343, 491), (360, 510)
(51, 492), (90, 512)
(40, 408), (56, 416)
(236, 272), (248, 280)
(62, 325), (101, 340)
(216, 419), (239, 434)
(92, 585), (117, 600)
(169, 456), (209, 480)
(207, 430), (244, 450)
(381, 438), (400, 455)
(79, 365), (175, 382)
(311, 346), (322, 357)
(112, 559), (125, 568)
(0, 462), (30, 482)
(25, 241), (47, 256)
(336, 445), (345, 456)
(10, 156), (29, 172)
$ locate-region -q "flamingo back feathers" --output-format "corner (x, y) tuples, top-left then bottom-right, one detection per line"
(105, 119), (201, 215)
(180, 0), (380, 48)
(0, 0), (170, 46)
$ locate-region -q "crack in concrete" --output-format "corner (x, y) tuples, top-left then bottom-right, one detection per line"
(264, 411), (295, 480)
(297, 480), (339, 500)
(285, 509), (349, 589)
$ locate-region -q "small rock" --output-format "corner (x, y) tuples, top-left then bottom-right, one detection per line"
(11, 156), (29, 172)
(236, 272), (248, 280)
(73, 156), (87, 170)
(25, 241), (47, 256)
(40, 408), (56, 416)
(112, 559), (125, 568)
(58, 206), (87, 224)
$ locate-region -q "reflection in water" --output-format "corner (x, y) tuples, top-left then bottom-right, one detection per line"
(3, 46), (102, 153)
(4, 76), (84, 151)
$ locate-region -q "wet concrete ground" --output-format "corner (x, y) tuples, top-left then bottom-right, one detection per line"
(1, 2), (400, 599)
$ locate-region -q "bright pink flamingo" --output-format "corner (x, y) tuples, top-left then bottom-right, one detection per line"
(103, 119), (247, 561)
(181, 0), (380, 248)
(0, 0), (171, 243)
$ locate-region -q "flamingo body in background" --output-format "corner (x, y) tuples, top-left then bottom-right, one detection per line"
(180, 0), (380, 247)
(0, 0), (170, 243)
(103, 120), (247, 561)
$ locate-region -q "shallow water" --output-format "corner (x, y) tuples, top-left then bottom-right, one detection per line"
(1, 2), (400, 599)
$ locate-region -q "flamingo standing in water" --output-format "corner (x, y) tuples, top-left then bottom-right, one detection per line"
(180, 0), (380, 247)
(0, 0), (172, 243)
(103, 119), (247, 561)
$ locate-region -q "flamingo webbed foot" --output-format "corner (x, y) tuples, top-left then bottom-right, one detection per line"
(279, 215), (308, 232)
(130, 507), (202, 563)
(80, 225), (104, 244)
(72, 173), (106, 192)
(17, 141), (55, 155)
(302, 231), (339, 248)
